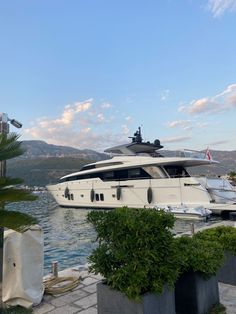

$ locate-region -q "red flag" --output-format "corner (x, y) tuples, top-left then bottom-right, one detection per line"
(205, 147), (212, 161)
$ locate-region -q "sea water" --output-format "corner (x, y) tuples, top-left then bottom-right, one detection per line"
(6, 192), (221, 274)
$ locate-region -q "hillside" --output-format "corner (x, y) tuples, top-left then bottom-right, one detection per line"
(6, 140), (236, 187)
(7, 140), (108, 186)
(189, 150), (236, 176)
(21, 140), (107, 161)
(7, 157), (93, 187)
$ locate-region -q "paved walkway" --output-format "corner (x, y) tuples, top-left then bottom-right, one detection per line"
(33, 266), (100, 314)
(32, 265), (236, 314)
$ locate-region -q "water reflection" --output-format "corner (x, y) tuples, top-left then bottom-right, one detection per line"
(6, 193), (97, 273)
(6, 192), (221, 274)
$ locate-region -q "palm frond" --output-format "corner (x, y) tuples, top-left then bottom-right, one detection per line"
(0, 133), (25, 161)
(0, 132), (37, 231)
(0, 210), (38, 232)
(0, 187), (37, 206)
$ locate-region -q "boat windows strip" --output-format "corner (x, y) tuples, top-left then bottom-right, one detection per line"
(60, 167), (152, 182)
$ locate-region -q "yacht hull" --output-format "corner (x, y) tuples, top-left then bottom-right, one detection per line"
(47, 176), (236, 218)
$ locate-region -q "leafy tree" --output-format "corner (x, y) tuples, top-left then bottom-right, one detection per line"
(227, 171), (236, 184)
(0, 133), (37, 310)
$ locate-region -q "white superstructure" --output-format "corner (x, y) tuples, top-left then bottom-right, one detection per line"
(47, 128), (236, 217)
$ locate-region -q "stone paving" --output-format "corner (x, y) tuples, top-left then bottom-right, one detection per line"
(33, 266), (100, 314)
(219, 283), (236, 314)
(32, 265), (236, 314)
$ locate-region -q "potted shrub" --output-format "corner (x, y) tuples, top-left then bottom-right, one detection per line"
(194, 225), (236, 285)
(87, 207), (181, 314)
(175, 236), (224, 314)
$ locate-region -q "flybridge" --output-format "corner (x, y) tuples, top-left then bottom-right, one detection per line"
(104, 127), (212, 161)
(104, 127), (164, 156)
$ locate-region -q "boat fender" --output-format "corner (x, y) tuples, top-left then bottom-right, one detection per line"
(64, 187), (70, 198)
(90, 189), (95, 202)
(116, 186), (122, 200)
(147, 187), (152, 204)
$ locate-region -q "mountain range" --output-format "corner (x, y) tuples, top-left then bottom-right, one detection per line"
(20, 140), (107, 160)
(6, 140), (236, 187)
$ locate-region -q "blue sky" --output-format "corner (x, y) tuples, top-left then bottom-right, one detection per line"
(1, 0), (236, 152)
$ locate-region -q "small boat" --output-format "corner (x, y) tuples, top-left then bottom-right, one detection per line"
(155, 205), (212, 220)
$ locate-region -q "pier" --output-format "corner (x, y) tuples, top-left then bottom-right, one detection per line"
(32, 265), (236, 314)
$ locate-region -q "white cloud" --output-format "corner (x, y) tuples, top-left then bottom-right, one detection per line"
(125, 116), (132, 122)
(160, 89), (170, 101)
(24, 99), (130, 151)
(166, 120), (192, 130)
(81, 127), (91, 134)
(207, 0), (236, 17)
(121, 125), (130, 135)
(181, 83), (236, 115)
(196, 122), (209, 128)
(75, 99), (93, 112)
(178, 105), (186, 113)
(97, 113), (105, 123)
(161, 136), (191, 143)
(101, 102), (112, 109)
(209, 139), (229, 146)
(188, 98), (221, 115)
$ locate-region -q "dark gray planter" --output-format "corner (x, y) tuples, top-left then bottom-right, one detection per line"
(175, 272), (219, 314)
(97, 282), (175, 314)
(217, 251), (236, 285)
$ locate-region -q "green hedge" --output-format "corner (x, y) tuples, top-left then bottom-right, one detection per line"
(194, 226), (236, 255)
(87, 207), (179, 300)
(87, 208), (225, 300)
(176, 236), (224, 279)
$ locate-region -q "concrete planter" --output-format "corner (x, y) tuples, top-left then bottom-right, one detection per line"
(175, 272), (219, 314)
(97, 282), (175, 314)
(217, 251), (236, 285)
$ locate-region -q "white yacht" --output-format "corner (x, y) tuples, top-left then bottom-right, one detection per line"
(47, 128), (236, 219)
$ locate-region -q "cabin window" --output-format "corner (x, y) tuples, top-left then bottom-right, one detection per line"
(128, 168), (141, 178)
(100, 167), (151, 181)
(128, 168), (150, 179)
(95, 193), (99, 201)
(163, 166), (190, 178)
(115, 169), (128, 180)
(100, 193), (104, 201)
(103, 171), (115, 180)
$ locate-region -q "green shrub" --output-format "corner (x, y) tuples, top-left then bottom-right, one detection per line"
(194, 226), (236, 255)
(175, 236), (224, 278)
(87, 207), (180, 300)
(208, 303), (226, 314)
(2, 306), (32, 313)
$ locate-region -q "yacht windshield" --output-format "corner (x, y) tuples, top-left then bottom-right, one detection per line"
(164, 165), (190, 178)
